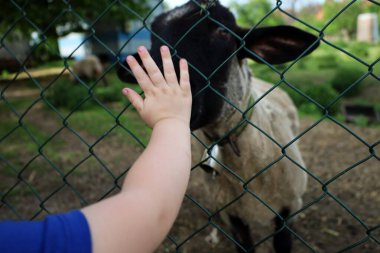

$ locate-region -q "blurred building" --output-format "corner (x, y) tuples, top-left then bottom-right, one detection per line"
(357, 13), (379, 43)
(110, 2), (164, 60)
(58, 33), (89, 60)
(58, 1), (164, 62)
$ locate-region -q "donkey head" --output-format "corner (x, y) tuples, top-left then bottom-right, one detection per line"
(118, 0), (319, 130)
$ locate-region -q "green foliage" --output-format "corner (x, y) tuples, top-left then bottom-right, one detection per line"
(249, 38), (380, 118)
(323, 0), (362, 38)
(93, 71), (141, 103)
(0, 117), (51, 165)
(230, 0), (284, 27)
(353, 115), (369, 127)
(332, 40), (349, 48)
(46, 79), (95, 111)
(347, 42), (370, 58)
(1, 1), (150, 35)
(299, 103), (321, 116)
(331, 65), (364, 97)
(313, 54), (337, 69)
(284, 83), (341, 116)
(297, 1), (380, 39)
(363, 1), (380, 28)
(35, 59), (75, 70)
(68, 107), (151, 146)
(1, 70), (11, 78)
(94, 86), (123, 103)
(1, 1), (150, 64)
(46, 71), (139, 110)
(305, 84), (340, 115)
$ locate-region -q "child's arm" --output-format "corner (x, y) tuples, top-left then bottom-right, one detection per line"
(81, 45), (192, 253)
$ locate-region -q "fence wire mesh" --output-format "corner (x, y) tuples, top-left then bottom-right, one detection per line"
(0, 0), (379, 252)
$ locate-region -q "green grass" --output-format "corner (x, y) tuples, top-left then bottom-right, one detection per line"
(41, 69), (150, 146)
(42, 70), (151, 146)
(45, 70), (141, 110)
(0, 98), (36, 115)
(0, 118), (49, 151)
(0, 116), (52, 177)
(34, 59), (75, 70)
(249, 41), (380, 121)
(66, 105), (151, 147)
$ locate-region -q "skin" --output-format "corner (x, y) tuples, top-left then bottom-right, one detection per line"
(82, 45), (192, 253)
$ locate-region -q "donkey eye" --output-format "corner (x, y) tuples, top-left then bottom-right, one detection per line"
(216, 27), (229, 36)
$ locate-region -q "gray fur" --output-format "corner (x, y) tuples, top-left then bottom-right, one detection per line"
(191, 59), (307, 251)
(70, 55), (106, 85)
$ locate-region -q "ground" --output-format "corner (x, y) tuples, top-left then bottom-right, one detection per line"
(159, 118), (379, 253)
(0, 86), (379, 253)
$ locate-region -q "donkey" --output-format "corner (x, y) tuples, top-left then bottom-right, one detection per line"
(118, 1), (319, 252)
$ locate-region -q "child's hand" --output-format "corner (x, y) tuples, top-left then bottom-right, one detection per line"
(122, 46), (192, 128)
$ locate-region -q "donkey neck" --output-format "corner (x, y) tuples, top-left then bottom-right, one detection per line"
(203, 59), (253, 140)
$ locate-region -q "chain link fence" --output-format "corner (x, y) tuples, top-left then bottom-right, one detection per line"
(0, 0), (379, 252)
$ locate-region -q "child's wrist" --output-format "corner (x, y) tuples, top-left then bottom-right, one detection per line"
(153, 118), (190, 131)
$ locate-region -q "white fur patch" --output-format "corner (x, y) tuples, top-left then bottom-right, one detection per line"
(163, 4), (193, 24)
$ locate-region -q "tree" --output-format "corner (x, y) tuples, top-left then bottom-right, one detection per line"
(322, 0), (367, 39)
(1, 0), (150, 35)
(362, 1), (380, 29)
(230, 0), (284, 28)
(0, 0), (150, 62)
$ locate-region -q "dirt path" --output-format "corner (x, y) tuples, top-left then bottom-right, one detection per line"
(0, 67), (69, 82)
(1, 102), (379, 252)
(0, 103), (140, 219)
(159, 118), (380, 253)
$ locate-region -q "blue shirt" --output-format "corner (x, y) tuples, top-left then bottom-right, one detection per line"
(0, 210), (92, 253)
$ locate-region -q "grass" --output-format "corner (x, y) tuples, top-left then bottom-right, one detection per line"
(249, 41), (380, 122)
(1, 41), (379, 170)
(1, 42), (379, 219)
(34, 59), (75, 70)
(0, 116), (53, 181)
(0, 118), (49, 153)
(66, 105), (151, 147)
(1, 71), (151, 180)
(43, 70), (151, 147)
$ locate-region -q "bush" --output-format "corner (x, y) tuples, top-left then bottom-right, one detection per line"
(94, 85), (124, 103)
(333, 40), (349, 48)
(304, 84), (341, 115)
(46, 79), (95, 110)
(314, 54), (337, 69)
(284, 83), (341, 116)
(299, 103), (321, 115)
(331, 65), (364, 97)
(347, 42), (370, 58)
(46, 73), (131, 110)
(353, 115), (369, 127)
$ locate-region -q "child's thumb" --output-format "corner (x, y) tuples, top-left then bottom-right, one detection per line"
(122, 88), (143, 112)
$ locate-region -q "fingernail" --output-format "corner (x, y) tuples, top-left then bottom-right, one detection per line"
(138, 46), (145, 53)
(122, 88), (129, 95)
(126, 56), (133, 62)
(161, 46), (168, 52)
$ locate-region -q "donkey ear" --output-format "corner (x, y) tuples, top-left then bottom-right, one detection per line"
(117, 52), (142, 84)
(237, 26), (319, 64)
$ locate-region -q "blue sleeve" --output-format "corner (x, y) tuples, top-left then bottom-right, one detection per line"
(0, 210), (92, 253)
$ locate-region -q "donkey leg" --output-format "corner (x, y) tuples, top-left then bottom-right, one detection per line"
(273, 208), (292, 253)
(229, 215), (255, 253)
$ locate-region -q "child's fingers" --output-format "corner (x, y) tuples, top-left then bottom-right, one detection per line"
(160, 46), (177, 86)
(179, 59), (190, 92)
(126, 56), (152, 92)
(122, 88), (144, 112)
(137, 46), (166, 87)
